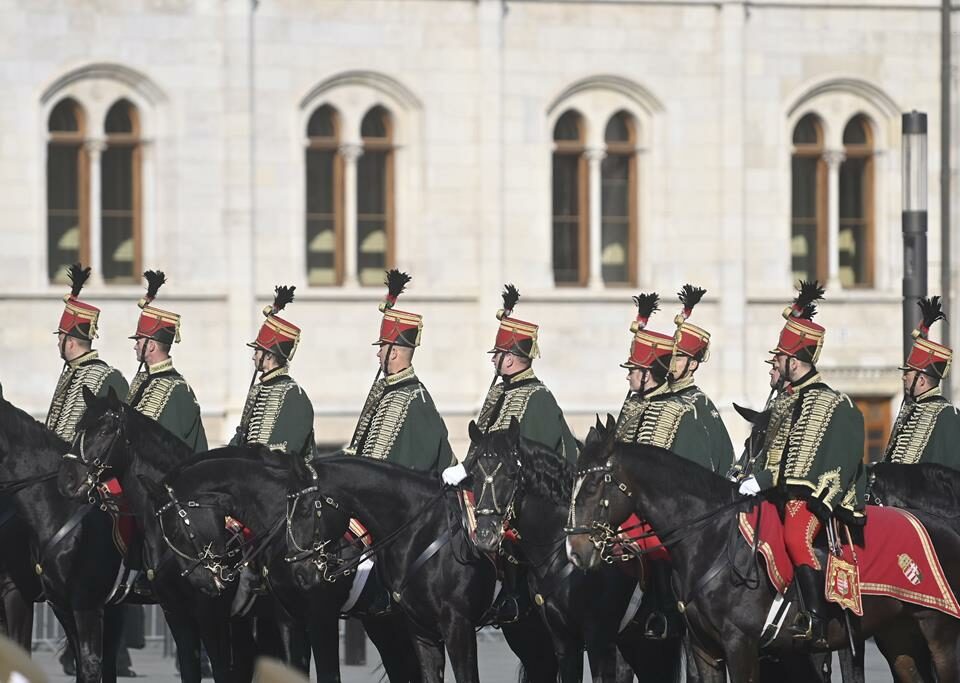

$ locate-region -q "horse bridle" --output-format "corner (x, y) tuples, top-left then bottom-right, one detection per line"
(61, 412), (125, 503)
(469, 446), (522, 548)
(155, 483), (245, 592)
(564, 460), (634, 561)
(284, 462), (344, 578)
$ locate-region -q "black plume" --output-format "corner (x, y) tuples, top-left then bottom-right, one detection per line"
(633, 292), (660, 320)
(143, 270), (166, 302)
(272, 285), (295, 314)
(918, 296), (946, 330)
(678, 284), (706, 311)
(793, 280), (825, 319)
(384, 269), (412, 300)
(501, 284), (520, 315)
(67, 263), (91, 297)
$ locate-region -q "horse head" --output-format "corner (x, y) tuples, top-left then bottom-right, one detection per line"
(465, 417), (522, 554)
(565, 414), (631, 571)
(138, 472), (241, 597)
(284, 454), (351, 591)
(57, 386), (126, 499)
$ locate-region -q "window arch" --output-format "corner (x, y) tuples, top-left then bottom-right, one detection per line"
(552, 110), (587, 285)
(839, 114), (874, 287)
(357, 106), (394, 286)
(601, 111), (637, 285)
(790, 113), (826, 283)
(101, 99), (141, 283)
(305, 105), (342, 286)
(47, 98), (89, 283)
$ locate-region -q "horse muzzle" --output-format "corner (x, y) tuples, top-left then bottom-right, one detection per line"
(566, 534), (600, 570)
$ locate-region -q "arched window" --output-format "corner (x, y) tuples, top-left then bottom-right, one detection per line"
(602, 111), (637, 285)
(101, 99), (141, 283)
(839, 115), (874, 287)
(305, 105), (342, 286)
(790, 114), (826, 283)
(552, 110), (587, 285)
(47, 98), (88, 283)
(357, 106), (393, 286)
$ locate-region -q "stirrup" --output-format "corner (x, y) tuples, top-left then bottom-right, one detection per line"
(643, 611), (669, 640)
(494, 595), (521, 624)
(790, 612), (827, 648)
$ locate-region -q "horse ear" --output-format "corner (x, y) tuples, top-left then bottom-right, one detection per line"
(106, 386), (122, 411)
(468, 420), (483, 444)
(594, 414), (604, 432)
(733, 403), (760, 425)
(604, 413), (616, 434)
(507, 416), (521, 444)
(585, 426), (599, 446)
(137, 474), (167, 505)
(289, 453), (312, 482)
(82, 385), (96, 408)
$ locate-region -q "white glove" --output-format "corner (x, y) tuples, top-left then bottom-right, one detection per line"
(738, 476), (761, 496)
(442, 463), (468, 486)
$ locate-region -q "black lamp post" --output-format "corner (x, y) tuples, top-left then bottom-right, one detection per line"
(902, 111), (928, 358)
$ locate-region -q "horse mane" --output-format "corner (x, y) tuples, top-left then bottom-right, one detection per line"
(619, 442), (735, 504)
(0, 397), (68, 453)
(518, 438), (573, 504)
(161, 443), (282, 483)
(872, 462), (960, 518)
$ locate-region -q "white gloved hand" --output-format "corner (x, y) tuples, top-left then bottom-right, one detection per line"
(738, 476), (761, 496)
(442, 463), (468, 486)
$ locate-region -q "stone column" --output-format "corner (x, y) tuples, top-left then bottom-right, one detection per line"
(340, 143), (363, 287)
(585, 147), (607, 289)
(85, 139), (106, 286)
(824, 149), (846, 289)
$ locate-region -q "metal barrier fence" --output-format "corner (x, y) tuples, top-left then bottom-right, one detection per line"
(32, 604), (174, 655)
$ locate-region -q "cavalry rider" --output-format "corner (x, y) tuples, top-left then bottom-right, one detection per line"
(230, 286), (315, 457)
(667, 284), (734, 474)
(346, 270), (454, 474)
(445, 284), (577, 481)
(47, 264), (128, 441)
(883, 296), (960, 467)
(737, 281), (864, 646)
(615, 292), (711, 468)
(127, 270), (207, 452)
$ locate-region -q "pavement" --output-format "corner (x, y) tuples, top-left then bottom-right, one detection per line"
(31, 631), (893, 682)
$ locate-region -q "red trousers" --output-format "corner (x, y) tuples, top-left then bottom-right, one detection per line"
(783, 499), (822, 570)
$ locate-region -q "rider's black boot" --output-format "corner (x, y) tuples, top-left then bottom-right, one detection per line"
(790, 565), (828, 648)
(642, 559), (681, 640)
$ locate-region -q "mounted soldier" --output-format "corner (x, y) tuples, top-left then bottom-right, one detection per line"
(667, 284), (734, 474)
(47, 264), (128, 441)
(737, 281), (865, 646)
(614, 292), (711, 468)
(230, 286), (315, 458)
(883, 296), (960, 468)
(127, 270), (207, 453)
(346, 270), (454, 474)
(44, 264), (131, 676)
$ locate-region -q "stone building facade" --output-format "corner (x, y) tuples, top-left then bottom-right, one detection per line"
(0, 0), (956, 458)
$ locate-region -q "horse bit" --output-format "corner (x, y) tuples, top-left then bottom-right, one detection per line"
(564, 460), (634, 564)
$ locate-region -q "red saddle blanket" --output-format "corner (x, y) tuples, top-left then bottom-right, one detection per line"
(616, 513), (670, 562)
(739, 501), (960, 619)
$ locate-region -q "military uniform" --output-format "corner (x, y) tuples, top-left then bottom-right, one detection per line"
(231, 286), (315, 457)
(883, 297), (960, 469)
(749, 281), (864, 646)
(347, 270), (454, 474)
(46, 265), (129, 441)
(127, 271), (207, 453)
(471, 285), (577, 464)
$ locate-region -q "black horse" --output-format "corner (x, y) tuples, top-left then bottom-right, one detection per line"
(566, 416), (960, 683)
(282, 453), (561, 683)
(0, 396), (127, 683)
(464, 419), (680, 683)
(57, 388), (271, 683)
(136, 454), (422, 682)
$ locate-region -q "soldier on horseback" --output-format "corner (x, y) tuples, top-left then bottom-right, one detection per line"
(47, 264), (128, 441)
(442, 284), (577, 622)
(127, 270), (207, 452)
(737, 281), (865, 647)
(883, 296), (960, 467)
(667, 285), (734, 474)
(347, 270), (454, 473)
(230, 286), (315, 457)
